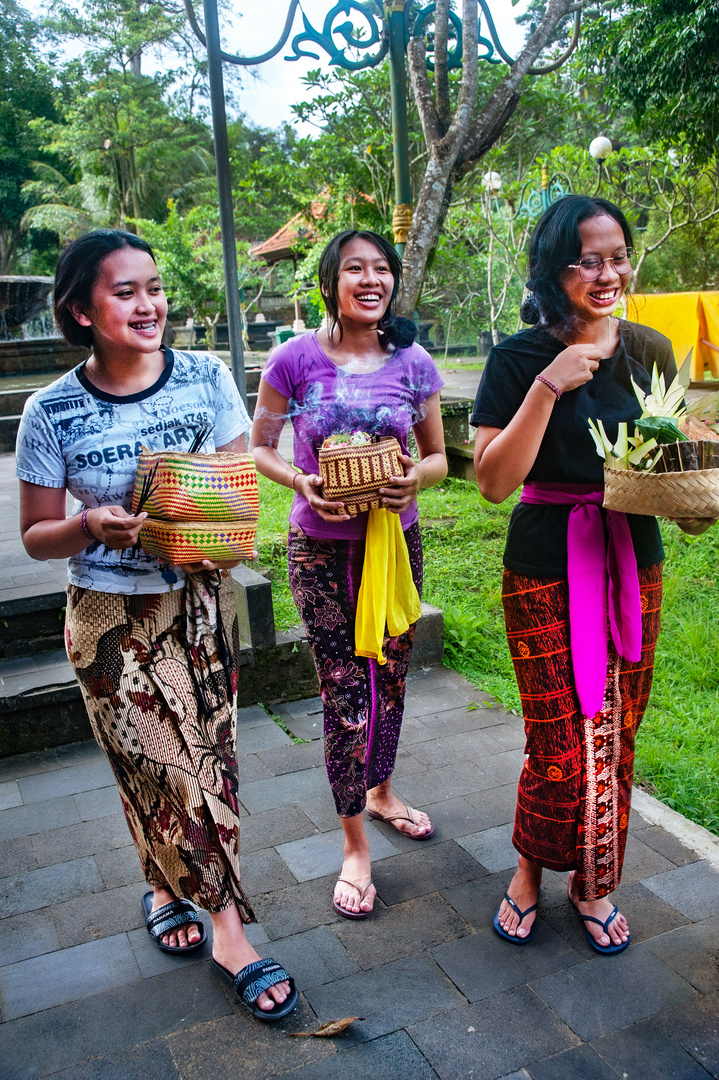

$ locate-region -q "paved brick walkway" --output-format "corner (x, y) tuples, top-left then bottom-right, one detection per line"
(1, 665), (718, 1080)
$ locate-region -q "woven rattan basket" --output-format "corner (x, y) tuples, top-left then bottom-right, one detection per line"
(318, 436), (403, 515)
(604, 463), (719, 518)
(139, 518), (257, 563)
(132, 451), (259, 523)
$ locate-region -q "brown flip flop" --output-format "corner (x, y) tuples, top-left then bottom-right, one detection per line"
(333, 877), (375, 920)
(367, 801), (435, 840)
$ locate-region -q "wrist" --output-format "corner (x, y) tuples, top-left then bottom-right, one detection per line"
(80, 507), (96, 542)
(535, 374), (562, 402)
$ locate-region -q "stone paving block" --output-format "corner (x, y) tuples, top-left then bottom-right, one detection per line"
(72, 785), (123, 821)
(0, 778), (22, 810)
(267, 925), (359, 991)
(240, 767), (328, 814)
(0, 1002), (87, 1080)
(0, 932), (141, 1020)
(432, 922), (584, 1002)
(274, 698), (324, 742)
(409, 729), (505, 768)
(644, 861), (719, 922)
(305, 954), (466, 1042)
(252, 873), (341, 941)
(76, 963), (231, 1056)
(0, 908), (60, 967)
(236, 704), (276, 728)
(367, 796), (491, 853)
(166, 998), (335, 1080)
(637, 824), (703, 867)
(17, 759), (114, 804)
(483, 719), (527, 752)
(48, 1037), (181, 1080)
(531, 945), (694, 1041)
(298, 789), (342, 833)
(237, 753), (273, 783)
(236, 720), (293, 755)
(659, 991), (719, 1078)
(441, 869), (514, 929)
(276, 823), (397, 883)
(94, 844), (145, 889)
(628, 807), (651, 831)
(240, 805), (318, 855)
(407, 984), (579, 1080)
(527, 1043), (622, 1080)
(0, 834), (38, 876)
(479, 748), (526, 786)
(457, 823), (517, 872)
(257, 739), (325, 777)
(274, 1030), (438, 1080)
(0, 746), (61, 782)
(592, 1016), (711, 1080)
(126, 913), (216, 979)
(617, 831), (676, 884)
(0, 855), (104, 918)
(373, 841), (486, 907)
(464, 783), (520, 830)
(50, 882), (147, 949)
(54, 742), (104, 767)
(389, 746), (428, 779)
(0, 795), (81, 841)
(644, 916), (719, 994)
(401, 706), (495, 742)
(32, 812), (130, 867)
(334, 892), (470, 971)
(404, 687), (478, 718)
(240, 848), (298, 895)
(394, 761), (498, 807)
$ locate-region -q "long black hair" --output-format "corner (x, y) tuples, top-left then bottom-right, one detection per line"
(54, 229), (157, 347)
(317, 229), (416, 349)
(520, 195), (634, 333)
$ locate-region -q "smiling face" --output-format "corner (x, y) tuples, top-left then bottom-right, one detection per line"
(560, 214), (632, 327)
(334, 236), (395, 330)
(71, 246), (167, 357)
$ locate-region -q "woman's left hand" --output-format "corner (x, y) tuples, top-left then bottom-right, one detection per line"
(180, 557), (251, 575)
(379, 454), (422, 514)
(670, 516), (717, 536)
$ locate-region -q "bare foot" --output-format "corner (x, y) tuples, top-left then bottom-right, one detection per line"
(211, 904), (290, 1012)
(151, 887), (203, 949)
(334, 850), (376, 915)
(568, 871), (629, 949)
(367, 780), (433, 838)
(496, 856), (542, 939)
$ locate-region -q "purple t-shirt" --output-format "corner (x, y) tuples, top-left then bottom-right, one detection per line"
(261, 332), (444, 538)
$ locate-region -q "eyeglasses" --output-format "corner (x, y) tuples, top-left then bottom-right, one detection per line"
(566, 251), (635, 281)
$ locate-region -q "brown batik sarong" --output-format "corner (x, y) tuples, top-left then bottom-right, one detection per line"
(502, 564), (662, 901)
(65, 573), (254, 920)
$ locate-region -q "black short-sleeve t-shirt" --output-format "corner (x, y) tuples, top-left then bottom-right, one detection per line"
(470, 320), (677, 577)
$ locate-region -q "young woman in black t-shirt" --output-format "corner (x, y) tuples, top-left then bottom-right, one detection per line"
(472, 196), (693, 955)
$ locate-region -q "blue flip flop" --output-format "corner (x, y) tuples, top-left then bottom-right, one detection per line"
(571, 900), (630, 955)
(492, 891), (538, 945)
(211, 957), (299, 1021)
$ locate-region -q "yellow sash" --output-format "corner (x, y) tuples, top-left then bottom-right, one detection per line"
(354, 509), (422, 665)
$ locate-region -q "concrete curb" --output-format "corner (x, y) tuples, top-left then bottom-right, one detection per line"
(631, 785), (719, 869)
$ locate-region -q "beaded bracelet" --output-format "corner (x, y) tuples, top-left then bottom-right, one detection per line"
(535, 374), (562, 401)
(80, 507), (95, 542)
(291, 472), (299, 491)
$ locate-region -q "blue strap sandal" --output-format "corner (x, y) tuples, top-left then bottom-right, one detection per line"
(571, 900), (630, 955)
(142, 892), (207, 955)
(493, 891), (538, 945)
(211, 957), (299, 1021)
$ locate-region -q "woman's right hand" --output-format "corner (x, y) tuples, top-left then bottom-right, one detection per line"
(294, 473), (350, 522)
(541, 342), (603, 394)
(86, 506), (147, 549)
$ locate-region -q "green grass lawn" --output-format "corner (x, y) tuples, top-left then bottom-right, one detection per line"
(255, 473), (719, 835)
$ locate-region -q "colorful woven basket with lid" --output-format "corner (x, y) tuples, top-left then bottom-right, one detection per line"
(132, 450), (259, 523)
(318, 436), (403, 515)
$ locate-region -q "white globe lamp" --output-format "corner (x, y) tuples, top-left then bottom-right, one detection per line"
(482, 171), (502, 193)
(589, 135), (612, 162)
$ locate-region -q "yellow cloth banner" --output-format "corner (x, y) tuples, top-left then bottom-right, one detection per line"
(355, 508), (422, 665)
(625, 291), (719, 381)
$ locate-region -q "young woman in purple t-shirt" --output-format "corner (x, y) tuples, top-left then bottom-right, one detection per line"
(251, 230), (447, 918)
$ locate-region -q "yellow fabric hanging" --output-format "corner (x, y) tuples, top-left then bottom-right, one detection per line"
(354, 508), (422, 665)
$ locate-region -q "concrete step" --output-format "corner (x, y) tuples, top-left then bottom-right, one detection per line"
(0, 587), (67, 661)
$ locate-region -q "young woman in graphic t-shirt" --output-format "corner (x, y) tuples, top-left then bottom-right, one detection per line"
(251, 230), (448, 919)
(16, 229), (296, 1020)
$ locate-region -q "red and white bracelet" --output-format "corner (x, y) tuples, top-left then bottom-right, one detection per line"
(535, 374), (562, 401)
(80, 507), (95, 542)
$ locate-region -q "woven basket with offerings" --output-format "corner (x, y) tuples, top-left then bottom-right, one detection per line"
(132, 450), (259, 562)
(318, 433), (403, 515)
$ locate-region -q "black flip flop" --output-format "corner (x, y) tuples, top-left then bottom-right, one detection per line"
(211, 957), (299, 1021)
(492, 891), (538, 945)
(142, 892), (207, 955)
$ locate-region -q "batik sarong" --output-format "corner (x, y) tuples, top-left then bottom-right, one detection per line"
(288, 523), (423, 818)
(502, 564), (662, 901)
(65, 572), (254, 920)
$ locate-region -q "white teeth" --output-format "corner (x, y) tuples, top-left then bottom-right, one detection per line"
(356, 294), (379, 301)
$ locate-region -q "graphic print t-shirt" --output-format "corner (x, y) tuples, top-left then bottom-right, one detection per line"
(16, 349), (251, 594)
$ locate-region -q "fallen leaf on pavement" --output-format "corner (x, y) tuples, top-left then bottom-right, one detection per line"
(290, 1017), (365, 1037)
